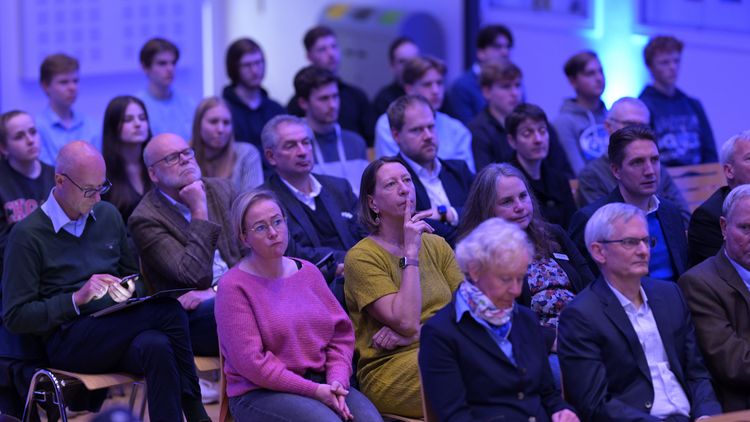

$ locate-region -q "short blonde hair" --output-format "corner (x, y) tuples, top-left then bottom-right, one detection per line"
(230, 188), (287, 255)
(455, 217), (534, 276)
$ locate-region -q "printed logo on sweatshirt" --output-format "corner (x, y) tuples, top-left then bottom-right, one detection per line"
(4, 199), (40, 224)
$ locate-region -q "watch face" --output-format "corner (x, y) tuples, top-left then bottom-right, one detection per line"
(399, 256), (407, 269)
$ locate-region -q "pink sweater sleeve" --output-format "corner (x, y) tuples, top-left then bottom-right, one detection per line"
(216, 274), (320, 397)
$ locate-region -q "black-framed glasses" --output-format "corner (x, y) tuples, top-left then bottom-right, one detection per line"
(600, 236), (656, 249)
(61, 174), (111, 198)
(149, 148), (195, 167)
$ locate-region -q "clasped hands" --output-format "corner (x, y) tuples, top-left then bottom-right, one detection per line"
(315, 380), (353, 420)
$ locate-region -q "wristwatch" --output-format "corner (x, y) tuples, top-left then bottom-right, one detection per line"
(437, 205), (448, 223)
(399, 256), (419, 269)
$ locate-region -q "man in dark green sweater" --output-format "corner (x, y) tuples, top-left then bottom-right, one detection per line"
(1, 141), (208, 421)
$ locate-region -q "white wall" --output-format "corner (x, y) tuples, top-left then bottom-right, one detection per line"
(220, 0), (464, 106)
(482, 0), (750, 148)
(2, 0), (748, 148)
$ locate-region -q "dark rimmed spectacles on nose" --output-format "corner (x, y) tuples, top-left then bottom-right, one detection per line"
(600, 236), (656, 249)
(61, 174), (111, 198)
(149, 148), (195, 167)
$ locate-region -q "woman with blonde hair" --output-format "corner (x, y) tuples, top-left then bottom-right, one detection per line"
(215, 188), (381, 421)
(191, 96), (263, 192)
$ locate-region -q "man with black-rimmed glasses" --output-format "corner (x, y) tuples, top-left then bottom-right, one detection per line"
(129, 133), (241, 367)
(2, 141), (209, 421)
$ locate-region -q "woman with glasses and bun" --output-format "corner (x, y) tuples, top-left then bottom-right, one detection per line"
(215, 188), (381, 422)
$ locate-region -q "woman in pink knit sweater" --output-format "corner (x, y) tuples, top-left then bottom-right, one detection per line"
(215, 188), (381, 421)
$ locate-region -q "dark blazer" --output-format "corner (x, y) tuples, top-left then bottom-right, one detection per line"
(687, 186), (730, 268)
(419, 295), (573, 422)
(568, 188), (688, 279)
(398, 155), (474, 246)
(517, 224), (595, 349)
(679, 249), (750, 411)
(558, 277), (721, 422)
(265, 173), (363, 269)
(511, 156), (577, 229)
(129, 177), (242, 292)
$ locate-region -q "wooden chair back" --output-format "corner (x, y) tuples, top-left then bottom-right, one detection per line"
(667, 162), (726, 212)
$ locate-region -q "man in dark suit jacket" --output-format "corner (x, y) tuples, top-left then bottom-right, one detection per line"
(129, 133), (242, 358)
(688, 130), (750, 267)
(261, 115), (363, 284)
(390, 95), (474, 246)
(559, 202), (721, 422)
(680, 185), (750, 411)
(568, 125), (687, 280)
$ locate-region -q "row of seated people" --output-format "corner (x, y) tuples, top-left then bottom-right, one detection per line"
(1, 91), (748, 420)
(33, 23), (716, 182)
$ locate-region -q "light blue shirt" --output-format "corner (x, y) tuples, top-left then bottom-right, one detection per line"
(455, 291), (515, 365)
(606, 280), (691, 419)
(374, 111), (475, 172)
(36, 107), (100, 166)
(724, 250), (750, 293)
(40, 188), (95, 237)
(137, 89), (195, 140)
(40, 188), (97, 315)
(158, 189), (228, 286)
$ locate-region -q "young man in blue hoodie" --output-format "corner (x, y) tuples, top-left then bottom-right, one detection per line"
(639, 35), (716, 166)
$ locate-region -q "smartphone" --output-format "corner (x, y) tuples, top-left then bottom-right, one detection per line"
(315, 252), (335, 270)
(119, 274), (140, 288)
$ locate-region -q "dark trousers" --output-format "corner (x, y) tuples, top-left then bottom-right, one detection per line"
(45, 298), (201, 422)
(187, 298), (219, 357)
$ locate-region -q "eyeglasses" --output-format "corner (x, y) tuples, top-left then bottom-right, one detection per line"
(149, 148), (195, 167)
(247, 217), (285, 235)
(600, 236), (657, 249)
(61, 174), (111, 198)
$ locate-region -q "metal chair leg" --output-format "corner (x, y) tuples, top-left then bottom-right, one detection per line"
(22, 369), (67, 422)
(138, 383), (147, 420)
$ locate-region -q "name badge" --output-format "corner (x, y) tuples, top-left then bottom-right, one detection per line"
(553, 252), (569, 261)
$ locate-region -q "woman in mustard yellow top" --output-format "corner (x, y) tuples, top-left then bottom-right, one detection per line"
(344, 157), (462, 418)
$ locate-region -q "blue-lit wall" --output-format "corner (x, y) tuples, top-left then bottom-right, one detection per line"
(1, 0), (748, 150)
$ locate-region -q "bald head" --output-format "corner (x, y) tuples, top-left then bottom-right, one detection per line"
(144, 133), (188, 166)
(56, 141), (105, 176)
(53, 141), (108, 219)
(605, 97), (650, 135)
(144, 132), (201, 193)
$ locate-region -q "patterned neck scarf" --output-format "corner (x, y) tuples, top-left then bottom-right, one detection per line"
(458, 280), (514, 333)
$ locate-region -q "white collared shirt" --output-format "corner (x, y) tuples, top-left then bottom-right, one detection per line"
(400, 154), (458, 224)
(606, 281), (691, 419)
(280, 174), (323, 211)
(159, 190), (228, 286)
(40, 188), (95, 238)
(646, 195), (661, 215)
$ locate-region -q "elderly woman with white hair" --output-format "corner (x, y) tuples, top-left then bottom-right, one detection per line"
(418, 218), (579, 422)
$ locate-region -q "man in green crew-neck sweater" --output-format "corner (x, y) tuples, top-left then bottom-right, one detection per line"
(1, 141), (210, 421)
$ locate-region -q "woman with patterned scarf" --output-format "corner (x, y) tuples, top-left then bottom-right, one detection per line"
(419, 218), (580, 422)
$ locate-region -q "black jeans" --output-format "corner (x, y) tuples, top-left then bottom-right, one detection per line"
(46, 298), (201, 422)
